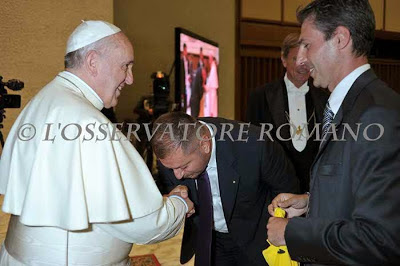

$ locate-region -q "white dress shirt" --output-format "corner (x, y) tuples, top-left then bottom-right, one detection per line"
(328, 64), (371, 117)
(200, 121), (229, 233)
(284, 73), (309, 152)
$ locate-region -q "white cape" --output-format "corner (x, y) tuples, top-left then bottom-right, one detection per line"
(0, 71), (163, 230)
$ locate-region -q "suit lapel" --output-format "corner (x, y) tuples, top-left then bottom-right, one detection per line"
(315, 107), (344, 159)
(311, 69), (378, 177)
(210, 122), (240, 224)
(309, 86), (327, 124)
(216, 141), (240, 224)
(305, 88), (316, 134)
(185, 179), (199, 205)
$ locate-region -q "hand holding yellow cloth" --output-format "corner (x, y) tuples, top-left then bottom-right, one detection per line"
(263, 208), (299, 266)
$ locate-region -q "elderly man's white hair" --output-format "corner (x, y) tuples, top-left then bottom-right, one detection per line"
(64, 20), (121, 69)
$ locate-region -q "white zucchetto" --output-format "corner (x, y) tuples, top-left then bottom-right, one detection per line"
(66, 20), (121, 55)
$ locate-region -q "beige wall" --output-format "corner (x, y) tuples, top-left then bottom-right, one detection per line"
(242, 0), (281, 21)
(386, 0), (400, 32)
(0, 0), (113, 153)
(113, 0), (236, 121)
(283, 0), (311, 23)
(370, 0), (384, 30)
(241, 0), (311, 23)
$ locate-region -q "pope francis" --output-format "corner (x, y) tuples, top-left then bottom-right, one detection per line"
(0, 20), (191, 265)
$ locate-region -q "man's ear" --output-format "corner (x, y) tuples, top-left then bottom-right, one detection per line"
(200, 139), (211, 154)
(334, 26), (351, 51)
(85, 50), (100, 76)
(281, 54), (287, 68)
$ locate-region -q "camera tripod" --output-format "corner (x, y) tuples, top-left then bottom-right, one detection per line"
(0, 109), (5, 148)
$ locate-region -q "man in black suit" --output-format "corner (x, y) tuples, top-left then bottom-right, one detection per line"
(180, 43), (193, 113)
(151, 112), (299, 265)
(190, 47), (205, 117)
(247, 33), (328, 193)
(267, 0), (400, 265)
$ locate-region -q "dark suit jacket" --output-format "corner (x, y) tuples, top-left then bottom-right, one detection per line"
(180, 57), (193, 111)
(190, 66), (204, 117)
(285, 69), (400, 265)
(158, 117), (299, 265)
(246, 79), (328, 192)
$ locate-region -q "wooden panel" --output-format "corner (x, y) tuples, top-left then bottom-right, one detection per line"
(370, 59), (400, 94)
(241, 0), (281, 21)
(240, 46), (281, 58)
(236, 12), (400, 121)
(235, 0), (241, 120)
(240, 21), (300, 48)
(385, 0), (400, 32)
(283, 0), (311, 23)
(369, 0), (384, 30)
(239, 56), (285, 121)
(375, 30), (400, 41)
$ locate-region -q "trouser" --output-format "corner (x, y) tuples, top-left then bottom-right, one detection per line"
(210, 230), (268, 266)
(211, 231), (240, 266)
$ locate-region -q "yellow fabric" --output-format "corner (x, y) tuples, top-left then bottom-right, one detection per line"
(263, 208), (299, 266)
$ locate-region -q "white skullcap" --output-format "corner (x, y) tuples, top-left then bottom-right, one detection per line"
(66, 20), (121, 55)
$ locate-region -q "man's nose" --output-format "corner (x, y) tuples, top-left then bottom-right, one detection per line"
(174, 169), (184, 179)
(296, 47), (308, 68)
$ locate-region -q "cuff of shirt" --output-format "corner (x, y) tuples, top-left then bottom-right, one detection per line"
(168, 195), (188, 212)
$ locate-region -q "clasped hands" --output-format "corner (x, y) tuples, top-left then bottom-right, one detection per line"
(167, 185), (195, 218)
(266, 193), (309, 246)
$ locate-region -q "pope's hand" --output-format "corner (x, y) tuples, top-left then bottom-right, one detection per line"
(268, 193), (309, 218)
(168, 185), (195, 217)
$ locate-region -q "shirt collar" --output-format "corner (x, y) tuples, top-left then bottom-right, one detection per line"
(284, 73), (309, 94)
(328, 64), (370, 116)
(200, 121), (217, 169)
(58, 71), (104, 110)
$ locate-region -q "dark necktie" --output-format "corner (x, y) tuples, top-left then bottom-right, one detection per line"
(321, 101), (334, 142)
(195, 170), (213, 266)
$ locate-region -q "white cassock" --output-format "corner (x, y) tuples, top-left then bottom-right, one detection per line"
(204, 61), (218, 117)
(0, 71), (186, 265)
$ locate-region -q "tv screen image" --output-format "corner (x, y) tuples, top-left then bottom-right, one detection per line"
(175, 28), (219, 117)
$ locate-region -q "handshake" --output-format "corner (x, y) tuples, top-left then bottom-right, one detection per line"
(166, 185), (195, 218)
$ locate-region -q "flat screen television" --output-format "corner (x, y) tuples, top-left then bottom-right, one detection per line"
(175, 27), (219, 117)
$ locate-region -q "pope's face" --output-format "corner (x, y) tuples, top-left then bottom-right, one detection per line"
(97, 33), (134, 108)
(297, 19), (339, 91)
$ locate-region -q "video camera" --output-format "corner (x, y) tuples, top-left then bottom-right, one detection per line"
(1, 76), (24, 148)
(0, 76), (23, 110)
(151, 71), (172, 118)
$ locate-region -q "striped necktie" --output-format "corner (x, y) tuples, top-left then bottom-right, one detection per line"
(321, 101), (334, 141)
